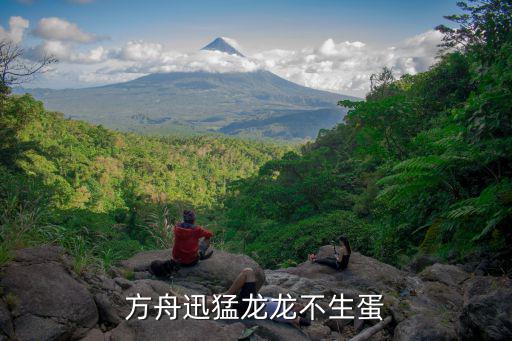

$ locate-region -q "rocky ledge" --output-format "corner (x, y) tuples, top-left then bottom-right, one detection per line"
(0, 245), (510, 341)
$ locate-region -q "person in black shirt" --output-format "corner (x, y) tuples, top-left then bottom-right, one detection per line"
(308, 236), (351, 271)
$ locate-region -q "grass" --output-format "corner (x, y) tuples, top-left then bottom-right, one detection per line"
(0, 244), (12, 266)
(122, 269), (135, 280)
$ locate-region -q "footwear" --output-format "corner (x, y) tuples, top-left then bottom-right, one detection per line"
(299, 316), (311, 327)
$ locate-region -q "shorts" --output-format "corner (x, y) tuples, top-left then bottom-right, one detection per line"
(236, 282), (257, 317)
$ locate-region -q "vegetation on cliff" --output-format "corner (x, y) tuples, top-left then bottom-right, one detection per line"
(0, 94), (286, 269)
(221, 0), (512, 268)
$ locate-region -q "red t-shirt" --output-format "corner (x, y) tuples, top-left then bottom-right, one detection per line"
(172, 224), (213, 265)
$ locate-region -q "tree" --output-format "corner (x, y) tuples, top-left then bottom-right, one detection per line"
(366, 67), (397, 101)
(436, 0), (512, 62)
(0, 40), (57, 94)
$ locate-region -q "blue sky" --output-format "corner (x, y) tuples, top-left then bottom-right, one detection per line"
(3, 0), (459, 50)
(1, 0), (462, 96)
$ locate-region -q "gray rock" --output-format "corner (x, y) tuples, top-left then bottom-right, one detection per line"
(0, 246), (98, 341)
(462, 276), (511, 303)
(110, 319), (246, 341)
(80, 328), (107, 341)
(170, 279), (211, 295)
(0, 301), (13, 339)
(264, 270), (334, 297)
(120, 248), (266, 291)
(114, 277), (133, 290)
(458, 276), (512, 340)
(419, 263), (470, 287)
(405, 254), (442, 273)
(84, 273), (117, 292)
(12, 245), (68, 264)
(393, 314), (457, 341)
(243, 320), (311, 341)
(119, 249), (169, 272)
(306, 322), (333, 340)
(14, 314), (68, 341)
(259, 284), (291, 298)
(0, 262), (98, 325)
(285, 249), (407, 293)
(94, 293), (122, 326)
(123, 279), (174, 301)
(421, 281), (463, 312)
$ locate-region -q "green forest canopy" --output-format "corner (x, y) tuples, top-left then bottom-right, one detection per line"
(0, 95), (287, 270)
(221, 0), (512, 268)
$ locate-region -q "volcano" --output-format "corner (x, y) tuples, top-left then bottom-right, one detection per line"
(201, 37), (245, 57)
(18, 38), (358, 140)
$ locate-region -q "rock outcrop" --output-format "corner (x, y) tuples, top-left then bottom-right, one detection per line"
(119, 248), (266, 292)
(1, 244), (510, 341)
(110, 319), (247, 341)
(458, 276), (512, 340)
(0, 246), (98, 341)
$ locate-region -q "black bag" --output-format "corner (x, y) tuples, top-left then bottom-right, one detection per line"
(149, 259), (180, 278)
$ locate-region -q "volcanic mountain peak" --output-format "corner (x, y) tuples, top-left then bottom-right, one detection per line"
(201, 37), (244, 57)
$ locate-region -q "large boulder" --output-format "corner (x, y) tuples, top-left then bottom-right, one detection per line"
(0, 300), (14, 339)
(80, 328), (109, 341)
(110, 318), (246, 341)
(120, 248), (266, 292)
(419, 263), (470, 287)
(393, 313), (457, 341)
(458, 276), (512, 340)
(119, 249), (170, 272)
(243, 319), (311, 341)
(405, 254), (442, 273)
(284, 248), (407, 293)
(0, 245), (98, 341)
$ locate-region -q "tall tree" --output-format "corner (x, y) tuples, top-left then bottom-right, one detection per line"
(0, 40), (57, 94)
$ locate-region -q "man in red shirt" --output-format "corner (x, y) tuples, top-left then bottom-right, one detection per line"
(172, 210), (213, 266)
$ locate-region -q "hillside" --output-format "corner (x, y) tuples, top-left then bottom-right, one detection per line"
(0, 94), (287, 267)
(220, 6), (512, 272)
(19, 69), (353, 139)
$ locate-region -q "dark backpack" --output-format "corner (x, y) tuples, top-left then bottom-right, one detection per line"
(149, 259), (180, 278)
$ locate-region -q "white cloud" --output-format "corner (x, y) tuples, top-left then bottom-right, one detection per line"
(113, 41), (164, 62)
(252, 30), (443, 96)
(108, 40), (259, 74)
(0, 16), (30, 43)
(28, 41), (108, 64)
(29, 30), (443, 96)
(33, 17), (104, 43)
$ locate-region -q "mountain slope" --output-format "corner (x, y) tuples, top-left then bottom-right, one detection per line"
(18, 38), (357, 140)
(21, 70), (355, 139)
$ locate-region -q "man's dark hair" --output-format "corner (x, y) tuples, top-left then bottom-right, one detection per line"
(183, 210), (196, 223)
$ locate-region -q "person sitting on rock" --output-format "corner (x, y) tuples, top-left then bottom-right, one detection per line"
(308, 235), (351, 271)
(150, 210), (213, 278)
(221, 267), (310, 328)
(170, 267), (310, 328)
(172, 209), (213, 266)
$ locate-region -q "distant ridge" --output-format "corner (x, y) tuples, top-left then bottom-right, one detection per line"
(201, 37), (244, 57)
